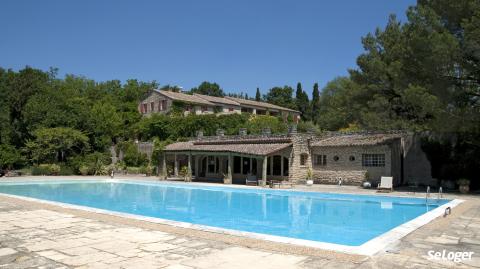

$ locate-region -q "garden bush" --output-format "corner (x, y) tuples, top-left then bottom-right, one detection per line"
(59, 165), (74, 175)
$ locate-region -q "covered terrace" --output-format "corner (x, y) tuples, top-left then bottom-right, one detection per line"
(162, 136), (293, 185)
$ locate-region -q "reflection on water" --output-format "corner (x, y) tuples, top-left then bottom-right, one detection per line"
(0, 182), (444, 246)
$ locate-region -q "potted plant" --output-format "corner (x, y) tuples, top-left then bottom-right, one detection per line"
(362, 171), (371, 188)
(306, 168), (313, 186)
(145, 163), (154, 176)
(457, 178), (470, 194)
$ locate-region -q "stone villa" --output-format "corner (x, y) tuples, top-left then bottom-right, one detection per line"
(138, 90), (432, 187)
(139, 89), (301, 122)
(161, 129), (433, 187)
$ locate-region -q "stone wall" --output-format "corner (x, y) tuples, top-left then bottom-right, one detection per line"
(313, 170), (367, 185)
(310, 144), (395, 186)
(288, 134), (313, 183)
(140, 92), (215, 116)
(140, 91), (172, 115)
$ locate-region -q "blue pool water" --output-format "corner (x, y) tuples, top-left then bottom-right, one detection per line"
(0, 180), (449, 246)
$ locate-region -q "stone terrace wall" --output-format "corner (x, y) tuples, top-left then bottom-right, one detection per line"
(313, 170), (367, 185)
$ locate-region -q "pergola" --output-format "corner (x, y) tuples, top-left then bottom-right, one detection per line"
(162, 138), (293, 185)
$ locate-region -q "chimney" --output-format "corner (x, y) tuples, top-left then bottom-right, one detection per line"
(288, 124), (297, 135)
(262, 128), (271, 136)
(216, 129), (225, 136)
(197, 130), (204, 138)
(239, 128), (247, 136)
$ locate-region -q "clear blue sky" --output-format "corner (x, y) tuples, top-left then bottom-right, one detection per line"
(1, 0), (415, 97)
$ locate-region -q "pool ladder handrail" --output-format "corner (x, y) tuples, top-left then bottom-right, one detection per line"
(425, 186), (430, 203)
(438, 186), (443, 200)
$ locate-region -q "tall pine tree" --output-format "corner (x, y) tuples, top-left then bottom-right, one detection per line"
(311, 83), (321, 123)
(295, 82), (310, 121)
(255, 87), (261, 101)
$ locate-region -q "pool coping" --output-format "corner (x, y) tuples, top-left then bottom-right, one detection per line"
(0, 178), (464, 256)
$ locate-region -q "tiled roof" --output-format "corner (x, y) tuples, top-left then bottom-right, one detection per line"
(151, 89), (299, 113)
(224, 96), (300, 113)
(165, 141), (292, 156)
(311, 134), (402, 147)
(154, 90), (214, 106)
(193, 94), (241, 106)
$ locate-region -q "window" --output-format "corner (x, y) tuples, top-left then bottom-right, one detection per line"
(151, 102), (155, 112)
(228, 107), (234, 112)
(362, 154), (385, 167)
(162, 100), (167, 111)
(349, 156), (356, 161)
(201, 106), (208, 112)
(333, 156), (339, 162)
(300, 153), (308, 166)
(314, 155), (327, 166)
(185, 105), (192, 112)
(158, 101), (162, 111)
(143, 104), (148, 113)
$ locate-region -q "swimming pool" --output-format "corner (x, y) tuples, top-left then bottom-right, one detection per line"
(0, 180), (456, 254)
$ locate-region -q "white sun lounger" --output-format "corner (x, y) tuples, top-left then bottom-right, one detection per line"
(378, 176), (393, 192)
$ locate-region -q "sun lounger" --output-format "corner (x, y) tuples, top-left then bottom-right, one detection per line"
(245, 175), (258, 186)
(378, 176), (393, 192)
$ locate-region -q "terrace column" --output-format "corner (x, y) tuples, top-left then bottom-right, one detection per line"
(186, 152), (192, 182)
(225, 153), (232, 184)
(161, 152), (167, 180)
(174, 153), (179, 177)
(261, 156), (267, 187)
(280, 155), (284, 177)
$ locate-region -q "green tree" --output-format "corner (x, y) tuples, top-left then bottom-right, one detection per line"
(25, 127), (90, 164)
(5, 67), (52, 146)
(316, 77), (362, 130)
(255, 87), (261, 101)
(295, 82), (310, 121)
(310, 83), (321, 123)
(190, 81), (225, 96)
(245, 115), (288, 134)
(0, 144), (23, 169)
(264, 86), (295, 109)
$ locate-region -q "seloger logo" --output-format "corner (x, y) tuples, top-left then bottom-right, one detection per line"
(428, 250), (474, 263)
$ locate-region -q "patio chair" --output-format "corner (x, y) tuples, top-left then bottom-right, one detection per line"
(378, 176), (393, 192)
(245, 175), (258, 186)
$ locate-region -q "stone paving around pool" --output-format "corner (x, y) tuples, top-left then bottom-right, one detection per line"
(0, 182), (480, 268)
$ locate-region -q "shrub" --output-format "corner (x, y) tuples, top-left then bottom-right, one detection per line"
(79, 165), (90, 176)
(59, 165), (74, 176)
(96, 165), (109, 176)
(117, 141), (148, 167)
(126, 167), (141, 174)
(49, 164), (61, 175)
(140, 164), (154, 176)
(31, 165), (50, 176)
(0, 144), (24, 170)
(19, 167), (33, 175)
(457, 178), (470, 186)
